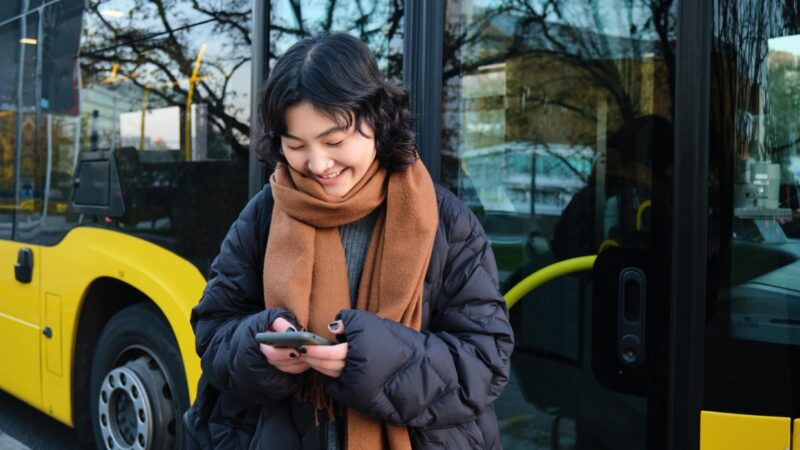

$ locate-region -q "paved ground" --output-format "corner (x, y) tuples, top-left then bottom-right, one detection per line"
(0, 430), (29, 450)
(0, 389), (92, 450)
(0, 372), (571, 450)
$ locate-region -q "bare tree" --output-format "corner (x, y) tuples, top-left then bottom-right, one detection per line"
(710, 0), (791, 161)
(269, 0), (405, 80)
(80, 0), (253, 158)
(441, 0), (677, 161)
(78, 0), (406, 161)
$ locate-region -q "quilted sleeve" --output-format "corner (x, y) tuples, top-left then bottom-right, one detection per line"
(191, 187), (305, 404)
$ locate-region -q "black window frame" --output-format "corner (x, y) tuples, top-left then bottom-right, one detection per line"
(249, 0), (269, 196)
(403, 0), (443, 184)
(669, 1), (711, 449)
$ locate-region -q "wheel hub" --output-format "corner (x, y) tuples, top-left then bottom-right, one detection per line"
(97, 356), (173, 449)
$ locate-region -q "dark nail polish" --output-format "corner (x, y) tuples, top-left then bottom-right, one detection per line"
(328, 321), (340, 331)
(299, 347), (307, 354)
(287, 326), (297, 332)
(289, 352), (297, 358)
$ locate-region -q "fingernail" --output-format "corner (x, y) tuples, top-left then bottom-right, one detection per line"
(287, 326), (297, 332)
(289, 352), (297, 358)
(299, 347), (307, 354)
(328, 321), (340, 331)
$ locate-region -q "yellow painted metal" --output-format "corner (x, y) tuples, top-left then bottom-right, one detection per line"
(45, 293), (63, 376)
(0, 241), (42, 411)
(793, 418), (800, 449)
(185, 43), (208, 161)
(37, 227), (205, 426)
(504, 255), (597, 308)
(598, 239), (619, 253)
(636, 199), (652, 231)
(699, 411), (790, 450)
(139, 88), (150, 150)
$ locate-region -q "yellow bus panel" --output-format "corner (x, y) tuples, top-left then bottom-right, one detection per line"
(0, 241), (41, 412)
(39, 227), (206, 426)
(700, 410), (790, 450)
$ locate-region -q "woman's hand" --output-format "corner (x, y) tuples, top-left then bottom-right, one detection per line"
(259, 317), (311, 374)
(299, 320), (348, 378)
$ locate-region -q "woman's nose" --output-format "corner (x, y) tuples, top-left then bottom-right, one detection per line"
(308, 150), (333, 174)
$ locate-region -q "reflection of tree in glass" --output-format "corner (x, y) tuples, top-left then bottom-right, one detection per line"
(711, 0), (800, 160)
(442, 0), (677, 153)
(79, 0), (252, 158)
(269, 0), (404, 81)
(766, 49), (800, 155)
(441, 0), (677, 218)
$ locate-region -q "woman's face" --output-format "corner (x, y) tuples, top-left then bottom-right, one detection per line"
(281, 101), (377, 197)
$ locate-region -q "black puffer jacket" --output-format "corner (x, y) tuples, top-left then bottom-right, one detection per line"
(185, 183), (514, 449)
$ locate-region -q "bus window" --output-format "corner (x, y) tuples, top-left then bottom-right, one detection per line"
(0, 18), (20, 240)
(38, 0), (253, 276)
(706, 0), (800, 419)
(441, 0), (677, 448)
(0, 9), (41, 244)
(0, 4), (23, 23)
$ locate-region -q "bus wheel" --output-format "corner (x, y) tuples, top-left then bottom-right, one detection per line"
(89, 303), (188, 450)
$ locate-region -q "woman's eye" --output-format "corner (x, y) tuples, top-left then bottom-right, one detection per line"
(287, 145), (304, 151)
(327, 140), (344, 147)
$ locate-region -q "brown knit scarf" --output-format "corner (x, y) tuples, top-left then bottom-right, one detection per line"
(264, 158), (438, 450)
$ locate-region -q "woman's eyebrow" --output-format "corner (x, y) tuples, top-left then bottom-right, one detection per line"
(315, 125), (347, 138)
(281, 132), (302, 140)
(281, 126), (347, 141)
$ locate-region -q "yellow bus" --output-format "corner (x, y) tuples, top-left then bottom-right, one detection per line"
(0, 0), (798, 449)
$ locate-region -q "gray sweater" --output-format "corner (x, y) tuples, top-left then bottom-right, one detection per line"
(338, 209), (378, 307)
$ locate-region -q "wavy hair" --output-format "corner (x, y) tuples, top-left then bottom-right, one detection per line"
(255, 32), (417, 172)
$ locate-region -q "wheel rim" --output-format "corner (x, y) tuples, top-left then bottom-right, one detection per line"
(97, 355), (174, 450)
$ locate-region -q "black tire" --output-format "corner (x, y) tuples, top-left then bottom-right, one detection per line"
(89, 302), (189, 450)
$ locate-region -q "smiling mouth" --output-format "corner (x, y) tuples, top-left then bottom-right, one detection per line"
(319, 170), (343, 179)
(314, 168), (348, 185)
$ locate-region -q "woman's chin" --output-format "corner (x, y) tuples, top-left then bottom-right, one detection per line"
(322, 180), (353, 197)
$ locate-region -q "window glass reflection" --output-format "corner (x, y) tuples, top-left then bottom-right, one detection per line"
(442, 0), (676, 448)
(0, 18), (21, 240)
(16, 11), (41, 243)
(270, 0), (404, 81)
(32, 0), (252, 276)
(0, 3), (24, 23)
(706, 0), (800, 418)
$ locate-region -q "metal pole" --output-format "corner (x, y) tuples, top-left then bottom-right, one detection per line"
(249, 0), (269, 198)
(403, 0), (444, 183)
(13, 0), (30, 240)
(668, 0), (712, 448)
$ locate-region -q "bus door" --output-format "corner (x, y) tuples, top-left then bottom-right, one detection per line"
(703, 1), (800, 448)
(0, 9), (43, 410)
(440, 1), (680, 448)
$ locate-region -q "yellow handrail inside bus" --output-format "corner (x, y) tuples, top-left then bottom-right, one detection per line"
(598, 239), (619, 253)
(504, 255), (597, 309)
(636, 199), (652, 231)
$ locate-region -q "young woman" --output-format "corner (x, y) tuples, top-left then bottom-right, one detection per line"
(184, 32), (514, 450)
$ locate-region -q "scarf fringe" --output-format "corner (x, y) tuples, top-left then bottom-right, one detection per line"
(296, 372), (336, 426)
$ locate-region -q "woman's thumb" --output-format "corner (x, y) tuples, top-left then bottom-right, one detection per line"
(327, 320), (345, 334)
(270, 317), (297, 332)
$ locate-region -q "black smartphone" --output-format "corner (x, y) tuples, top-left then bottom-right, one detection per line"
(255, 331), (334, 348)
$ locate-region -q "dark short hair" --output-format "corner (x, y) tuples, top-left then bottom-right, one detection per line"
(256, 32), (417, 172)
